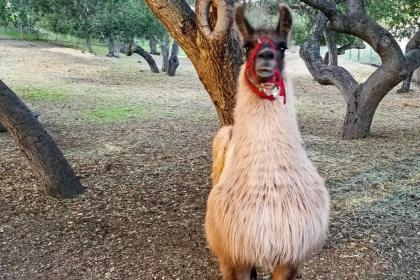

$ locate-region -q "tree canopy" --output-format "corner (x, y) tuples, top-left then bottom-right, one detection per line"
(0, 0), (166, 45)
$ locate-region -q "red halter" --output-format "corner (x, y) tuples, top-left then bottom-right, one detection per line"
(244, 36), (286, 105)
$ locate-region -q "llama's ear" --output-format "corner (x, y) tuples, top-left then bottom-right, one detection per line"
(235, 5), (254, 42)
(277, 4), (293, 39)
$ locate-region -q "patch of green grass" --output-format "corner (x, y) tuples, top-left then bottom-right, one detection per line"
(85, 106), (151, 122)
(15, 85), (71, 102)
(0, 27), (47, 41)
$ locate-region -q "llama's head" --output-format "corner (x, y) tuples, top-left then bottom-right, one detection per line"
(235, 5), (292, 84)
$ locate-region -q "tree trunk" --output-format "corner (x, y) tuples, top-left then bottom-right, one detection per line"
(161, 35), (170, 72)
(342, 93), (376, 139)
(167, 41), (180, 76)
(323, 25), (338, 65)
(84, 37), (95, 54)
(149, 37), (160, 55)
(128, 44), (160, 73)
(107, 35), (120, 57)
(19, 24), (24, 39)
(0, 80), (84, 198)
(145, 0), (243, 125)
(397, 31), (420, 93)
(397, 71), (414, 93)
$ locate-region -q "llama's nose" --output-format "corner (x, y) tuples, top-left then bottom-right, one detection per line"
(257, 49), (275, 60)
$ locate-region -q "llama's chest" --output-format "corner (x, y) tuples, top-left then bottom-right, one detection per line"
(222, 127), (311, 188)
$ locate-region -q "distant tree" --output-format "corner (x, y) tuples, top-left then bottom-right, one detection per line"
(160, 33), (170, 72)
(33, 0), (103, 53)
(397, 31), (420, 93)
(0, 0), (38, 37)
(148, 37), (160, 55)
(97, 0), (166, 58)
(367, 0), (420, 93)
(299, 0), (418, 138)
(167, 41), (179, 76)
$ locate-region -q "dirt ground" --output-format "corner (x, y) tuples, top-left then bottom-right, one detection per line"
(0, 40), (419, 280)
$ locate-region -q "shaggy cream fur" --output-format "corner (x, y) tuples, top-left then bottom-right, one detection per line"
(206, 66), (330, 273)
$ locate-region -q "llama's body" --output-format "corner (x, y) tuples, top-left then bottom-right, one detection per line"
(206, 4), (329, 279)
(206, 67), (330, 273)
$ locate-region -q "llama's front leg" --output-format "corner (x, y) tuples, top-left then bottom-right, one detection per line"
(218, 259), (254, 280)
(234, 266), (254, 280)
(218, 258), (235, 280)
(273, 264), (299, 280)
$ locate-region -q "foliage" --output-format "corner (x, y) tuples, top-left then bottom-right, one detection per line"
(367, 0), (420, 39)
(31, 0), (103, 40)
(1, 0), (166, 45)
(254, 0), (419, 43)
(0, 0), (38, 28)
(96, 0), (166, 43)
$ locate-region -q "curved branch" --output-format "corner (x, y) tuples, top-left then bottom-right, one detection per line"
(302, 0), (406, 71)
(299, 13), (358, 102)
(0, 80), (84, 198)
(132, 46), (160, 73)
(196, 0), (234, 41)
(301, 0), (407, 103)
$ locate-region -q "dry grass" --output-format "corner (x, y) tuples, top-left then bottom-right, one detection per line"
(0, 40), (419, 280)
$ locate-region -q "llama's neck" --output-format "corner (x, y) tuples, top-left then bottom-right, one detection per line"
(233, 66), (301, 146)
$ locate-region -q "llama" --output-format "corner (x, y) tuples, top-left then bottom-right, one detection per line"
(205, 5), (330, 280)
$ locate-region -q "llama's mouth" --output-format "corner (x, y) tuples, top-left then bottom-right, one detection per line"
(255, 68), (274, 79)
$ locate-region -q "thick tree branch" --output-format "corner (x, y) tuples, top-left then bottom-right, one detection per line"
(302, 0), (406, 71)
(299, 0), (338, 18)
(301, 0), (407, 102)
(300, 13), (358, 102)
(144, 0), (199, 57)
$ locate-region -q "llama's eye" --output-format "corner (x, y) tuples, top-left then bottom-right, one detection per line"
(244, 43), (253, 51)
(279, 47), (287, 52)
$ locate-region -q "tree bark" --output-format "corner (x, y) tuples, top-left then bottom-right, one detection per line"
(161, 34), (170, 72)
(397, 31), (420, 93)
(145, 0), (242, 125)
(300, 0), (409, 139)
(149, 37), (160, 55)
(0, 111), (39, 132)
(0, 80), (84, 198)
(167, 41), (180, 76)
(342, 95), (375, 138)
